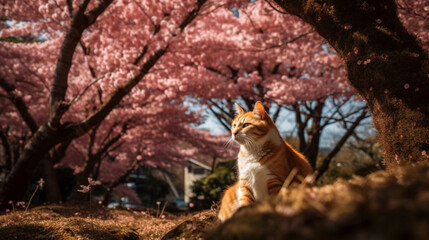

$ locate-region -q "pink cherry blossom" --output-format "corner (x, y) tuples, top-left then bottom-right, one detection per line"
(37, 178), (45, 187)
(77, 185), (91, 193)
(16, 201), (26, 208)
(88, 178), (101, 186)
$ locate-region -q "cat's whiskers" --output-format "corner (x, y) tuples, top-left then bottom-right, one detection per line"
(223, 137), (236, 150)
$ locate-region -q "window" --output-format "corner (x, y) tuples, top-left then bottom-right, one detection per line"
(193, 167), (206, 175)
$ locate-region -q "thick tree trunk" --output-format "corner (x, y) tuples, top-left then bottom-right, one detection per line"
(41, 155), (62, 203)
(273, 0), (429, 167)
(0, 124), (62, 209)
(0, 129), (12, 172)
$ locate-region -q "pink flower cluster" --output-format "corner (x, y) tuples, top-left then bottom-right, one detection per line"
(78, 178), (101, 193)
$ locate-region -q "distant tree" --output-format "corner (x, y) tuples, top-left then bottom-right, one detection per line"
(169, 1), (370, 173)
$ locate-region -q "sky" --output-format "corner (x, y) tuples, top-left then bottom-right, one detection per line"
(196, 101), (374, 149)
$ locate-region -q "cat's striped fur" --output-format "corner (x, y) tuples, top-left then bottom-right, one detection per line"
(218, 101), (313, 222)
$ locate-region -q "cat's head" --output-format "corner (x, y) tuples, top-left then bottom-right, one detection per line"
(231, 101), (274, 147)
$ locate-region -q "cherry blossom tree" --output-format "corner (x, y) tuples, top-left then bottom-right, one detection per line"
(65, 102), (230, 201)
(154, 0), (370, 173)
(270, 0), (429, 167)
(0, 0), (221, 208)
(1, 0), (426, 211)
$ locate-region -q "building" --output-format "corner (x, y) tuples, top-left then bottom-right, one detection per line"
(183, 159), (212, 203)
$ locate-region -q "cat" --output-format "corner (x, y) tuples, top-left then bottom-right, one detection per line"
(218, 101), (313, 222)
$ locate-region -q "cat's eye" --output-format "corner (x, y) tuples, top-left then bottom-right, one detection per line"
(242, 123), (250, 128)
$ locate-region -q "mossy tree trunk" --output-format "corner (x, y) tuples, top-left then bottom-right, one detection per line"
(273, 0), (429, 167)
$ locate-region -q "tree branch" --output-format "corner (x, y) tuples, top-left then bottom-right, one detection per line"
(51, 140), (71, 164)
(316, 109), (370, 180)
(49, 0), (114, 129)
(206, 103), (231, 131)
(0, 78), (38, 133)
(72, 47), (168, 136)
(71, 0), (208, 138)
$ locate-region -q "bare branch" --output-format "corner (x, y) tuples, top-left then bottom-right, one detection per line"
(97, 122), (129, 156)
(208, 99), (234, 120)
(68, 74), (106, 106)
(316, 109), (369, 180)
(207, 103), (231, 131)
(0, 78), (38, 133)
(264, 0), (288, 14)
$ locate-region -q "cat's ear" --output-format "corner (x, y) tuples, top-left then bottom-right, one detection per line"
(235, 103), (246, 115)
(252, 101), (266, 119)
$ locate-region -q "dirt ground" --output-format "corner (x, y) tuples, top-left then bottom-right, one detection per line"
(1, 164), (429, 240)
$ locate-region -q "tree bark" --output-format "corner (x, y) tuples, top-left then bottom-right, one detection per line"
(303, 101), (323, 168)
(0, 129), (12, 172)
(273, 0), (429, 167)
(40, 155), (62, 203)
(0, 124), (62, 208)
(0, 76), (63, 203)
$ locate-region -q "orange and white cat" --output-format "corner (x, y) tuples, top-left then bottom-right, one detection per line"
(218, 101), (313, 222)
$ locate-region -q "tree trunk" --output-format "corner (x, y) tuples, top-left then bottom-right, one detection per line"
(273, 0), (429, 167)
(303, 101), (324, 169)
(102, 191), (112, 206)
(40, 155), (62, 203)
(0, 129), (12, 172)
(0, 124), (62, 209)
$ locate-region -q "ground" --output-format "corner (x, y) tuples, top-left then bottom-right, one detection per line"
(1, 164), (429, 240)
(0, 204), (199, 240)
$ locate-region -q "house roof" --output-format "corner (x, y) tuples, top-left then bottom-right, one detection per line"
(187, 158), (212, 170)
